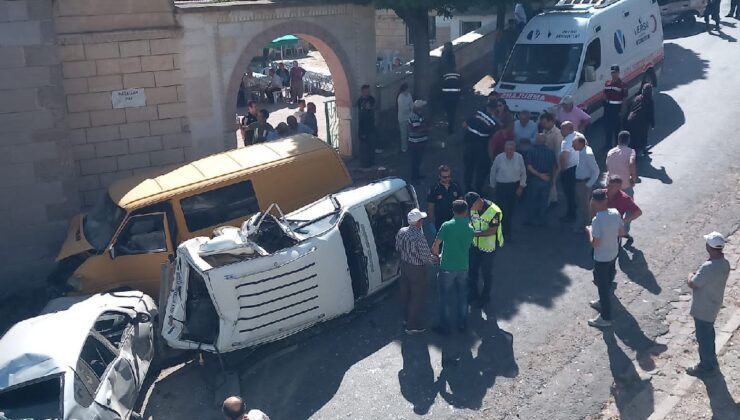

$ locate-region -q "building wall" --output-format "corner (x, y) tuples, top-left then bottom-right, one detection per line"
(375, 9), (450, 64)
(0, 0), (78, 294)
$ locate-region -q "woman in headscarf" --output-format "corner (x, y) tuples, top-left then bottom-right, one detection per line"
(624, 83), (655, 157)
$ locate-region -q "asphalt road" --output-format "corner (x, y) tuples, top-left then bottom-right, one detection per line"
(143, 15), (740, 420)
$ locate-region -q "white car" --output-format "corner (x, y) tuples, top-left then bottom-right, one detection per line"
(0, 291), (157, 420)
(163, 177), (417, 353)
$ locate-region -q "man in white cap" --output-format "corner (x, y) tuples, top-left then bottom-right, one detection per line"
(686, 231), (731, 377)
(408, 99), (429, 182)
(558, 95), (591, 133)
(395, 208), (436, 334)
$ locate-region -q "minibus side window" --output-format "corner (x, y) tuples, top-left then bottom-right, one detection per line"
(133, 202), (178, 249)
(180, 180), (260, 232)
(113, 214), (167, 256)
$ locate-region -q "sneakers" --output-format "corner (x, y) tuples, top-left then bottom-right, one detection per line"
(404, 327), (426, 335)
(686, 364), (717, 377)
(589, 300), (601, 311)
(588, 315), (612, 328)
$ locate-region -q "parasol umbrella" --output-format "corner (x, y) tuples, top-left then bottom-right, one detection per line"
(268, 35), (300, 60)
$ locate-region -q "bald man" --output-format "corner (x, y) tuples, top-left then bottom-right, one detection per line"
(222, 396), (270, 420)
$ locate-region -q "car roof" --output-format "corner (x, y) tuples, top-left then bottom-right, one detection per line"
(0, 291), (147, 390)
(108, 134), (333, 209)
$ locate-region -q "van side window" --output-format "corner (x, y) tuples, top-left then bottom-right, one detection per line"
(114, 214), (167, 256)
(133, 202), (178, 248)
(180, 180), (260, 232)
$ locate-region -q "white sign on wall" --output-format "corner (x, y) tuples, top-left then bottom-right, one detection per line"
(111, 88), (146, 109)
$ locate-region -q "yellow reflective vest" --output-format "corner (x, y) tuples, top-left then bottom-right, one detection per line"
(470, 200), (504, 252)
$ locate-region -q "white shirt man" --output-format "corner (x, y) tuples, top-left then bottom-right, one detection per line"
(560, 131), (580, 171)
(490, 149), (527, 187)
(573, 135), (600, 231)
(513, 117), (537, 146)
(575, 144), (600, 187)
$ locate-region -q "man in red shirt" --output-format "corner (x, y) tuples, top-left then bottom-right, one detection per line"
(489, 122), (514, 160)
(603, 175), (642, 245)
(603, 65), (626, 148)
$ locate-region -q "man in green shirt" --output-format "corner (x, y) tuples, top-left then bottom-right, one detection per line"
(432, 200), (475, 335)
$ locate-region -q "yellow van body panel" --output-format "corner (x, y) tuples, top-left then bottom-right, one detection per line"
(55, 135), (352, 296)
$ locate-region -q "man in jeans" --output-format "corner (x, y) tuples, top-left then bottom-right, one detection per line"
(432, 200), (475, 335)
(395, 209), (437, 334)
(686, 232), (730, 377)
(525, 133), (557, 225)
(586, 190), (624, 328)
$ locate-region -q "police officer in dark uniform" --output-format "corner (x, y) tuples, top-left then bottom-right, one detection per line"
(603, 65), (626, 148)
(441, 71), (462, 135)
(462, 102), (498, 193)
(427, 164), (463, 232)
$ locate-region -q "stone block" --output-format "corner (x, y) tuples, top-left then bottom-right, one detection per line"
(154, 69), (182, 87)
(0, 46), (25, 69)
(69, 128), (86, 145)
(99, 170), (133, 187)
(45, 201), (78, 223)
(59, 44), (85, 61)
(119, 122), (150, 139)
(172, 53), (181, 69)
(141, 55), (174, 72)
(33, 159), (76, 184)
(72, 143), (95, 160)
(55, 13), (176, 35)
(162, 132), (191, 150)
(0, 163), (35, 187)
(76, 174), (100, 191)
(0, 1), (29, 22)
(123, 72), (155, 89)
(150, 148), (184, 166)
(0, 21), (41, 46)
(58, 0), (175, 17)
(128, 136), (162, 154)
(26, 0), (54, 20)
(85, 125), (120, 143)
(0, 89), (38, 113)
(62, 60), (97, 78)
(84, 42), (120, 60)
(157, 102), (186, 119)
(89, 109), (125, 127)
(23, 45), (59, 67)
(176, 85), (187, 102)
(125, 105), (158, 122)
(0, 110), (53, 133)
(145, 86), (177, 105)
(87, 74), (122, 93)
(67, 112), (91, 129)
(149, 118), (181, 136)
(67, 92), (111, 112)
(150, 38), (179, 55)
(31, 128), (67, 144)
(62, 77), (88, 94)
(0, 67), (50, 89)
(79, 156), (117, 175)
(96, 57), (141, 75)
(95, 140), (128, 157)
(82, 188), (105, 206)
(119, 40), (150, 58)
(8, 141), (58, 163)
(117, 152), (150, 170)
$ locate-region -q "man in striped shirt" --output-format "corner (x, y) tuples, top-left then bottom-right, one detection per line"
(395, 208), (436, 334)
(462, 102), (498, 192)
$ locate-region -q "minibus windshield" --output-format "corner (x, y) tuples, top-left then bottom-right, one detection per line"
(83, 193), (126, 251)
(502, 43), (583, 85)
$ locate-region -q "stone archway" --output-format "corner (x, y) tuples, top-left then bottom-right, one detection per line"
(224, 21), (355, 156)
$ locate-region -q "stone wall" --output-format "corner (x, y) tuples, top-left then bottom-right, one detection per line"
(375, 9), (450, 64)
(0, 0), (78, 295)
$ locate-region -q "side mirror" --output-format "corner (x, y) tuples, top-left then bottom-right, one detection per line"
(134, 312), (152, 324)
(584, 65), (596, 83)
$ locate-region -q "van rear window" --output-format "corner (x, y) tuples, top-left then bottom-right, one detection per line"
(181, 180), (260, 232)
(0, 375), (62, 419)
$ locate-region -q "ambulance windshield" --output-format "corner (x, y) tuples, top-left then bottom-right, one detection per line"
(502, 43), (583, 85)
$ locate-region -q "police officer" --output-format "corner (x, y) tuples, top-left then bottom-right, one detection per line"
(441, 70), (462, 136)
(427, 164), (463, 233)
(465, 192), (504, 307)
(603, 65), (626, 148)
(462, 102), (498, 192)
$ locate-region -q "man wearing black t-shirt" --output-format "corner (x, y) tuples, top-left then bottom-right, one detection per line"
(427, 165), (463, 232)
(357, 84), (376, 168)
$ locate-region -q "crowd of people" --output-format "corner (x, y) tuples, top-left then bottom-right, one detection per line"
(236, 98), (319, 146)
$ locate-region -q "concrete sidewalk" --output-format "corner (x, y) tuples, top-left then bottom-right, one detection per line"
(598, 233), (740, 420)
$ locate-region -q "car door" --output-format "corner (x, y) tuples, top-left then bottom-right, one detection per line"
(93, 310), (153, 387)
(106, 212), (173, 296)
(77, 331), (137, 419)
(578, 37), (603, 113)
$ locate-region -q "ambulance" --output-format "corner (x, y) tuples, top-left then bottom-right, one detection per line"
(496, 0), (664, 120)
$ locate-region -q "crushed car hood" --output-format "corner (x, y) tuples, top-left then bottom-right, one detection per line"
(56, 214), (94, 261)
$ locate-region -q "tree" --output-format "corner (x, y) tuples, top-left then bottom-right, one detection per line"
(350, 0), (493, 100)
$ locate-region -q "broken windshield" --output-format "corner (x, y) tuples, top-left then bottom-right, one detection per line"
(83, 193), (126, 252)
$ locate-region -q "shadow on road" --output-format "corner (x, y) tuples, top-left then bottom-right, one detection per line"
(611, 298), (667, 372)
(700, 372), (740, 418)
(618, 244), (662, 294)
(663, 21), (707, 40)
(659, 43), (710, 91)
(399, 335), (437, 414)
(603, 329), (655, 420)
(709, 29), (738, 42)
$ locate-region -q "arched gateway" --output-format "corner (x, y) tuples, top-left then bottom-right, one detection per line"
(176, 1), (376, 157)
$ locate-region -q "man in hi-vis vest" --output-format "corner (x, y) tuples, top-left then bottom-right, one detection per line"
(464, 192), (504, 306)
